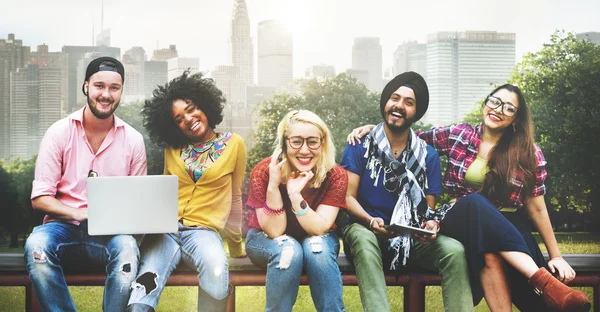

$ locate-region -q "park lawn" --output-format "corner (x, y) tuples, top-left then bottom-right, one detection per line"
(1, 232), (598, 311)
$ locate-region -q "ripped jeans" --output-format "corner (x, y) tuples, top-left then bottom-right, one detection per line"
(128, 224), (229, 310)
(245, 228), (345, 312)
(24, 221), (139, 312)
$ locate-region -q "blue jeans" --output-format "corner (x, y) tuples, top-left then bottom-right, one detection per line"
(24, 221), (139, 312)
(128, 224), (229, 310)
(245, 228), (345, 312)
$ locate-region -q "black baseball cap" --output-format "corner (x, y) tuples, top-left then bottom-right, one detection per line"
(81, 56), (125, 95)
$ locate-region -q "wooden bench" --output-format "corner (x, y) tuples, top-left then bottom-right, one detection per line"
(1, 252), (599, 311)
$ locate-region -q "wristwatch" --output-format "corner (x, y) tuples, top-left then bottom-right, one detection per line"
(300, 200), (308, 210)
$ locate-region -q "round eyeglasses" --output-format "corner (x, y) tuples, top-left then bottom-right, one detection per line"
(485, 95), (518, 117)
(286, 136), (323, 150)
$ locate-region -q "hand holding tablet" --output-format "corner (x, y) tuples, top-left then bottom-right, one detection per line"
(384, 223), (436, 236)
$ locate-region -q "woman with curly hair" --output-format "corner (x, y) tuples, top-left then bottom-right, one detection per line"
(346, 84), (590, 312)
(245, 110), (347, 312)
(126, 71), (246, 312)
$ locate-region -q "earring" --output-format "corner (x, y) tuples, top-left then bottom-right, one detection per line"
(512, 124), (516, 132)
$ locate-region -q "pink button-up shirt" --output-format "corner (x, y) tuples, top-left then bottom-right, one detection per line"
(31, 107), (147, 225)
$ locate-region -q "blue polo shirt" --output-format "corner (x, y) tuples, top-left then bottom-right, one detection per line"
(341, 137), (442, 224)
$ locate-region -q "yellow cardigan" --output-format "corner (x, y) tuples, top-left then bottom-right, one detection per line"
(164, 133), (246, 233)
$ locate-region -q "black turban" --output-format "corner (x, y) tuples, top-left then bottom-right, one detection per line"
(380, 71), (429, 121)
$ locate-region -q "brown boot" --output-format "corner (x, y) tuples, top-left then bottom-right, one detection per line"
(528, 267), (591, 312)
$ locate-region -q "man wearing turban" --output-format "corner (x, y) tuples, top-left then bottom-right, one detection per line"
(341, 72), (473, 311)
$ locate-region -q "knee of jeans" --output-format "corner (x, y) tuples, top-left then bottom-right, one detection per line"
(108, 236), (139, 278)
(304, 235), (339, 266)
(129, 271), (160, 302)
(271, 235), (303, 271)
(438, 238), (466, 266)
(24, 233), (54, 265)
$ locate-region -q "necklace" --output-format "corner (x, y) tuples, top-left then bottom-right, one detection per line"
(190, 132), (218, 154)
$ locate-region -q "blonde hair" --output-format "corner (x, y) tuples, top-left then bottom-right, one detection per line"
(275, 110), (336, 188)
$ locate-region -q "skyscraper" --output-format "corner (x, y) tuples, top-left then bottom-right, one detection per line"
(167, 57), (199, 81)
(151, 45), (178, 61)
(577, 32), (600, 45)
(9, 62), (64, 159)
(352, 37), (382, 91)
(257, 20), (293, 89)
(393, 41), (426, 78)
(122, 47), (147, 102)
(144, 61), (167, 98)
(0, 33), (31, 159)
(231, 0), (254, 86)
(425, 31), (515, 126)
(210, 65), (244, 104)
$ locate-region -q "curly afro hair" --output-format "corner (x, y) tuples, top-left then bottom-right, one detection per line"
(142, 70), (225, 148)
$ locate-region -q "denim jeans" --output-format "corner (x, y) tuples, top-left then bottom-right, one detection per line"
(128, 224), (229, 311)
(245, 228), (345, 312)
(343, 222), (473, 312)
(24, 221), (139, 312)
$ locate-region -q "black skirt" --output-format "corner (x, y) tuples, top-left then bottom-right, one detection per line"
(440, 193), (550, 311)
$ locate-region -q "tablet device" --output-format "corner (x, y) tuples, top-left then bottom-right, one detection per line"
(385, 223), (436, 236)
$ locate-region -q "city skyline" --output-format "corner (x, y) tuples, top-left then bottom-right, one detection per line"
(2, 0), (599, 78)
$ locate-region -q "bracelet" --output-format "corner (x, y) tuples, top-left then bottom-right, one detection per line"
(369, 217), (377, 229)
(294, 206), (310, 217)
(263, 200), (285, 216)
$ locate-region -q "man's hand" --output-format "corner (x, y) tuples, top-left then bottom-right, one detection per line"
(370, 217), (400, 238)
(72, 208), (88, 222)
(414, 220), (439, 244)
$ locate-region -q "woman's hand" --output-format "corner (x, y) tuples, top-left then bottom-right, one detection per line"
(347, 124), (376, 145)
(268, 149), (287, 187)
(548, 256), (576, 283)
(286, 171), (314, 197)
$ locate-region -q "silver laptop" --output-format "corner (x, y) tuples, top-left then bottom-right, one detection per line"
(87, 175), (178, 235)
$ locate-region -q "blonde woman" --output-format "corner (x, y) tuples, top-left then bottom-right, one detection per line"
(245, 110), (347, 312)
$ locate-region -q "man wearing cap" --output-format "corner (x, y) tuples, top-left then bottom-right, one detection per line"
(341, 71), (473, 311)
(24, 56), (147, 311)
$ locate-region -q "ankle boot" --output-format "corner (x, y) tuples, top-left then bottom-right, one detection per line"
(528, 267), (591, 312)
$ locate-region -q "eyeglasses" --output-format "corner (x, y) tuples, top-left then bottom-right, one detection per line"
(287, 136), (323, 150)
(485, 95), (518, 117)
(383, 160), (406, 192)
(88, 170), (98, 178)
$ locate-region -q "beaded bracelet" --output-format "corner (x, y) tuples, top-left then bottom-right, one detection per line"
(263, 200), (285, 216)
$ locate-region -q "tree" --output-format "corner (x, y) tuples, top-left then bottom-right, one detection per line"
(118, 101), (164, 175)
(0, 165), (18, 244)
(248, 74), (383, 169)
(511, 31), (600, 230)
(2, 156), (38, 247)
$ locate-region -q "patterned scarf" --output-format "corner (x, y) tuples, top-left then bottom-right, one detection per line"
(364, 123), (429, 270)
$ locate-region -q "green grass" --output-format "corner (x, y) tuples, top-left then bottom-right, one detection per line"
(1, 232), (598, 311)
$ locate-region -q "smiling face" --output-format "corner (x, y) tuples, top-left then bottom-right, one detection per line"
(285, 122), (322, 172)
(171, 99), (214, 143)
(482, 88), (519, 132)
(84, 71), (123, 119)
(382, 86), (417, 132)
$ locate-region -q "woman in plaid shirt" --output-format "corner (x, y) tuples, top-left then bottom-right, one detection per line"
(348, 84), (590, 312)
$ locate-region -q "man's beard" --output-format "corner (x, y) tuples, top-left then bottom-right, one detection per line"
(87, 96), (118, 119)
(382, 109), (414, 133)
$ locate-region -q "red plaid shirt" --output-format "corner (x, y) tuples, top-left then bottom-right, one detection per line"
(418, 123), (547, 208)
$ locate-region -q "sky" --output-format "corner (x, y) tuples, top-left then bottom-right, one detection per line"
(2, 0), (600, 78)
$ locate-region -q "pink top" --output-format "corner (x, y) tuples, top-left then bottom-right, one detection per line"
(31, 107), (147, 225)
